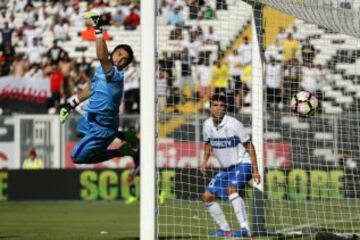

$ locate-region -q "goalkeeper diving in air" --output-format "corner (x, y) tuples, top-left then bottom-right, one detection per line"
(60, 11), (138, 166)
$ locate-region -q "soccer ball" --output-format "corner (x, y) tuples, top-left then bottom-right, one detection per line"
(290, 91), (318, 117)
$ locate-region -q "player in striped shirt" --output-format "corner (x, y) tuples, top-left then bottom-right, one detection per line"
(201, 94), (261, 237)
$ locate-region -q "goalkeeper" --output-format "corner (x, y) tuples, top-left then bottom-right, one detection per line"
(60, 11), (138, 164)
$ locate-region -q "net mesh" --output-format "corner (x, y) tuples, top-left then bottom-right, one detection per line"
(259, 0), (360, 38)
(156, 0), (360, 238)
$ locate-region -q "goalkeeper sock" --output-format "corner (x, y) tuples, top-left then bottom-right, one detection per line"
(205, 201), (230, 231)
(229, 193), (250, 230)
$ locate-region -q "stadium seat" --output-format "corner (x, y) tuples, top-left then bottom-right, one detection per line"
(314, 132), (333, 140)
(68, 50), (83, 59)
(324, 90), (343, 99)
(280, 116), (298, 125)
(335, 96), (353, 106)
(313, 148), (336, 163)
(344, 84), (357, 93)
(320, 101), (332, 109)
(320, 85), (333, 93)
(241, 106), (252, 114)
(355, 92), (360, 98)
(292, 122), (310, 129)
(264, 132), (282, 140)
(334, 79), (351, 88)
(323, 105), (343, 114)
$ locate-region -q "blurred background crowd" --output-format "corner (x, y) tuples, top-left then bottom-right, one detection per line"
(0, 0), (351, 116)
(0, 0), (141, 115)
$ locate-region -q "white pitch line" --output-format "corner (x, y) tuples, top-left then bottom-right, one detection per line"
(280, 214), (360, 232)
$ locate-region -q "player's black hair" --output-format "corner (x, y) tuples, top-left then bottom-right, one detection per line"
(210, 93), (227, 106)
(111, 44), (134, 68)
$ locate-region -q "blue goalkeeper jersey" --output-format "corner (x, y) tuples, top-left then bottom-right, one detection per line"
(84, 65), (124, 131)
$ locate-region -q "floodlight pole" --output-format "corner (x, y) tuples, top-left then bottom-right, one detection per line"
(140, 0), (156, 239)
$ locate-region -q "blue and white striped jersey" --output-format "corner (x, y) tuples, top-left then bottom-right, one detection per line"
(203, 115), (251, 168)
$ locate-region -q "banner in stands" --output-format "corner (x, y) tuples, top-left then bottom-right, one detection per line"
(65, 140), (291, 169)
(0, 169), (174, 201)
(0, 117), (16, 169)
(0, 168), (355, 201)
(0, 143), (16, 169)
(264, 142), (291, 168)
(0, 76), (51, 113)
(174, 168), (354, 201)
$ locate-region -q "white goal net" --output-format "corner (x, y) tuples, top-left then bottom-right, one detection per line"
(155, 0), (360, 238)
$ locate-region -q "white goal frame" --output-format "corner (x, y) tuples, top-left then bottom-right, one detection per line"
(140, 0), (156, 239)
(140, 2), (265, 239)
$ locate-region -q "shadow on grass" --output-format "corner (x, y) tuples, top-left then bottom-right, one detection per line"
(0, 236), (22, 239)
(118, 236), (196, 240)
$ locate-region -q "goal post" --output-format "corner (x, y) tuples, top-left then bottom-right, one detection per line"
(140, 0), (156, 239)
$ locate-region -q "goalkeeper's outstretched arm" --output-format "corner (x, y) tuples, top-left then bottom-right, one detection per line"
(77, 84), (90, 102)
(86, 11), (113, 74)
(95, 28), (112, 73)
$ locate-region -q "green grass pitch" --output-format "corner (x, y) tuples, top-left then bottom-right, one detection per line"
(0, 201), (139, 240)
(0, 199), (359, 239)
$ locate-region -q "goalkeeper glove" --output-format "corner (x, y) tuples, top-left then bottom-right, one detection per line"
(84, 11), (103, 36)
(60, 95), (80, 124)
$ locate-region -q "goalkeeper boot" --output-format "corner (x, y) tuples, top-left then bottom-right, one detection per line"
(116, 142), (136, 157)
(125, 196), (138, 204)
(210, 229), (233, 237)
(159, 191), (167, 205)
(123, 127), (139, 150)
(233, 227), (251, 237)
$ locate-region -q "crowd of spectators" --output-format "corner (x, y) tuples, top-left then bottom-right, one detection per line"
(0, 0), (141, 114)
(2, 0), (329, 115)
(157, 30), (251, 113)
(156, 19), (331, 114)
(157, 1), (324, 114)
(157, 0), (233, 111)
(0, 0), (236, 114)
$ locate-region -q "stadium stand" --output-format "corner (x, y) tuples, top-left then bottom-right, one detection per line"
(0, 0), (141, 114)
(158, 2), (360, 168)
(1, 0), (360, 167)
